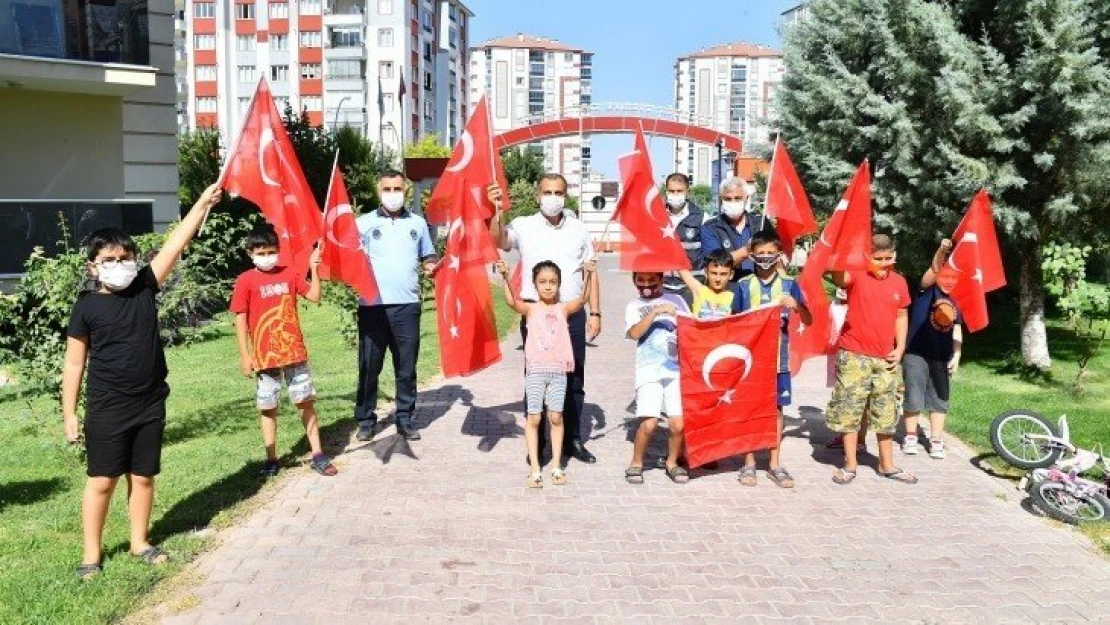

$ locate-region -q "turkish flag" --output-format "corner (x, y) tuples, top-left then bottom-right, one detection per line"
(425, 96), (509, 225)
(946, 190), (1005, 332)
(787, 160), (873, 374)
(613, 127), (691, 272)
(220, 78), (323, 275)
(320, 158), (380, 304)
(435, 213), (502, 377)
(764, 137), (816, 257)
(678, 308), (782, 467)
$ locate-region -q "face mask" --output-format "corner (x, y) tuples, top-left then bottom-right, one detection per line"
(721, 200), (746, 219)
(639, 286), (662, 299)
(869, 253), (897, 277)
(753, 254), (778, 271)
(98, 261), (139, 291)
(665, 193), (686, 209)
(381, 191), (405, 212)
(252, 254), (278, 271)
(539, 195), (565, 217)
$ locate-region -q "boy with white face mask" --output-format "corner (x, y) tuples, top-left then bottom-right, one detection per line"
(698, 176), (758, 283)
(230, 224), (332, 479)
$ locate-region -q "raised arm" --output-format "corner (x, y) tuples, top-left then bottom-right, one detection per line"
(61, 336), (88, 443)
(565, 260), (596, 316)
(487, 184), (513, 251)
(677, 269), (703, 293)
(151, 183), (223, 286)
(920, 238), (952, 289)
(494, 260), (529, 315)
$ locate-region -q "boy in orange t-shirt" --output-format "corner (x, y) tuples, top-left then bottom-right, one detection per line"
(230, 225), (335, 477)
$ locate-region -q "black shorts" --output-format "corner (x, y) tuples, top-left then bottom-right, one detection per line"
(85, 399), (166, 478)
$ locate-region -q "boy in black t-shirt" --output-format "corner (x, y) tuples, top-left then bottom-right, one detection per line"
(902, 239), (964, 460)
(63, 183), (223, 579)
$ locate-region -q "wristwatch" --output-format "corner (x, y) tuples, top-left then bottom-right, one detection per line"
(589, 312), (601, 318)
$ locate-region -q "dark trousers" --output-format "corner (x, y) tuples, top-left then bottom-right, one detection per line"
(520, 307), (587, 453)
(355, 303), (421, 426)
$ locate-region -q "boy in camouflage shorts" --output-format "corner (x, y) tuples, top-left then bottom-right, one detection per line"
(826, 234), (916, 485)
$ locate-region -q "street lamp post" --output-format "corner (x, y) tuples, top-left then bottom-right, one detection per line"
(715, 138), (724, 212)
(333, 96), (352, 132)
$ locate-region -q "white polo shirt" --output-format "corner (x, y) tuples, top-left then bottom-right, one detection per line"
(506, 212), (595, 302)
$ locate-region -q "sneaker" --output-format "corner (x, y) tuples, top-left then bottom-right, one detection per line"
(259, 460), (280, 477)
(355, 423), (376, 441)
(929, 440), (947, 459)
(903, 435), (919, 455)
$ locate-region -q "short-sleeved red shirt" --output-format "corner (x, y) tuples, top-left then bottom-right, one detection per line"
(838, 270), (911, 358)
(229, 266), (309, 369)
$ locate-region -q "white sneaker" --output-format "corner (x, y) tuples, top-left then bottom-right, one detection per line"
(903, 435), (919, 455)
(929, 440), (947, 459)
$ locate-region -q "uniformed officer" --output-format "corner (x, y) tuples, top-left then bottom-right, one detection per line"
(699, 176), (757, 283)
(661, 173), (708, 306)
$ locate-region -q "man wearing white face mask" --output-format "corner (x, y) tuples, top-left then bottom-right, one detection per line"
(489, 173), (602, 465)
(698, 176), (758, 283)
(662, 173), (708, 305)
(354, 170), (438, 442)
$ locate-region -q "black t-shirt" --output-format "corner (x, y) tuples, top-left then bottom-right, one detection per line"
(67, 266), (169, 414)
(907, 284), (962, 361)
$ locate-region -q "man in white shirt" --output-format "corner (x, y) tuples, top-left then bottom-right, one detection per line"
(489, 173), (602, 464)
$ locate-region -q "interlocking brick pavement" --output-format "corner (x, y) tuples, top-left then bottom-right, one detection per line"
(153, 256), (1108, 624)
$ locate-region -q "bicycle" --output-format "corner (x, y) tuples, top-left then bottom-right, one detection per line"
(989, 410), (1110, 524)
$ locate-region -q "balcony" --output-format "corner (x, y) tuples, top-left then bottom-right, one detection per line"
(0, 0), (156, 95)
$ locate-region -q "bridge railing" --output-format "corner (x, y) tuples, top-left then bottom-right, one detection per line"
(520, 103), (718, 130)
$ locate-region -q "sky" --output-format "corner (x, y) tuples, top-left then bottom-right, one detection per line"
(464, 0), (801, 179)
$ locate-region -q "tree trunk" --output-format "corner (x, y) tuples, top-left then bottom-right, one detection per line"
(1019, 248), (1052, 370)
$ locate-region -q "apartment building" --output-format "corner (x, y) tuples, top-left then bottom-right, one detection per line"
(182, 0), (471, 154)
(0, 0), (179, 277)
(673, 42), (784, 185)
(469, 33), (592, 194)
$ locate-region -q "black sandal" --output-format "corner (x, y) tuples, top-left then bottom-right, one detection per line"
(76, 563), (102, 580)
(666, 465), (689, 484)
(133, 546), (168, 565)
(311, 454), (338, 476)
(624, 466), (644, 484)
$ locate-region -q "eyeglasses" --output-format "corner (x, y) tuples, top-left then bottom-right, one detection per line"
(95, 258), (137, 270)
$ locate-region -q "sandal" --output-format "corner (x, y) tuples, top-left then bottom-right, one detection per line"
(551, 468), (567, 486)
(878, 467), (918, 484)
(259, 459), (280, 477)
(738, 465), (758, 487)
(132, 546), (168, 565)
(624, 466), (644, 484)
(76, 563), (102, 580)
(310, 454), (338, 477)
(766, 466), (795, 489)
(831, 467), (857, 485)
(666, 465), (689, 484)
(525, 471), (543, 488)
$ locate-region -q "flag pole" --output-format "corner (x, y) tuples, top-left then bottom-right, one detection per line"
(397, 74), (407, 167)
(319, 150), (340, 253)
(202, 77), (265, 234)
(761, 133), (780, 233)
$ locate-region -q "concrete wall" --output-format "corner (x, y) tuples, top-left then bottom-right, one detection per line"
(0, 90), (125, 199)
(124, 0), (180, 228)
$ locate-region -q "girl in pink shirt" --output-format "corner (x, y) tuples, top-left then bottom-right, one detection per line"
(496, 258), (596, 488)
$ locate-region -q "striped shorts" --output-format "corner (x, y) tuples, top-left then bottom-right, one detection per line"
(525, 369), (568, 415)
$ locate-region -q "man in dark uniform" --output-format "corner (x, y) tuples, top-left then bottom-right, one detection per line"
(699, 176), (757, 284)
(661, 173), (707, 306)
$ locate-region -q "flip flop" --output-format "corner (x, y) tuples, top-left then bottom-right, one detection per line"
(831, 467), (857, 485)
(878, 468), (918, 484)
(550, 468), (567, 486)
(625, 466), (644, 484)
(310, 454), (338, 477)
(666, 465), (689, 484)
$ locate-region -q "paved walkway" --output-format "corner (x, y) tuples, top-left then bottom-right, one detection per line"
(154, 257), (1108, 624)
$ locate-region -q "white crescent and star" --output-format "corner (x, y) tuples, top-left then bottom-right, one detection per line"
(259, 128), (280, 187)
(701, 343), (754, 391)
(445, 131), (474, 173)
(947, 232), (979, 273)
(326, 203), (355, 248)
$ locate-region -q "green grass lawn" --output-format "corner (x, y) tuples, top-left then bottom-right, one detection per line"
(0, 296), (517, 624)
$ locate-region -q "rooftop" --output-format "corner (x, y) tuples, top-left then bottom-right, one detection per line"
(472, 33), (591, 54)
(679, 42), (782, 60)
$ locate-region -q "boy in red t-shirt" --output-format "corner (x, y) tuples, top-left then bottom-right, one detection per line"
(826, 234), (915, 485)
(230, 225), (335, 477)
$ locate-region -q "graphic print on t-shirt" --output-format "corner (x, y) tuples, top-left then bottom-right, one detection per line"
(929, 297), (958, 332)
(230, 267), (309, 370)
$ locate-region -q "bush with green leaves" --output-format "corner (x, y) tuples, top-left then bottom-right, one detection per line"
(1042, 242), (1109, 390)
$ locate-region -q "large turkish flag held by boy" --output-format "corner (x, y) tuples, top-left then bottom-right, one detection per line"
(320, 157), (380, 304)
(678, 307), (781, 467)
(220, 78), (323, 275)
(946, 190), (1006, 332)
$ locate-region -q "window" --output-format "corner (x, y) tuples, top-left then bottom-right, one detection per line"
(328, 59), (361, 79)
(300, 63), (322, 79)
(331, 27), (360, 48)
(194, 34), (215, 49)
(423, 42), (431, 61)
(194, 2), (214, 18)
(235, 3), (254, 19)
(271, 65), (289, 81)
(196, 96), (217, 112)
(377, 0), (392, 13)
(377, 28), (393, 47)
(195, 65), (216, 81)
(299, 31), (321, 48)
(380, 93), (394, 112)
(424, 99), (433, 116)
(237, 65), (256, 82)
(299, 0), (320, 15)
(515, 77), (524, 86)
(271, 34), (288, 50)
(275, 96), (290, 112)
(269, 2), (288, 18)
(301, 96), (322, 111)
(379, 61), (393, 79)
(421, 8), (433, 31)
(565, 53), (573, 63)
(424, 71), (432, 91)
(236, 35), (254, 51)
(238, 97), (251, 113)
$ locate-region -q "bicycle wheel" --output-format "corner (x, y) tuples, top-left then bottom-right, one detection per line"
(989, 410), (1061, 469)
(1028, 480), (1110, 524)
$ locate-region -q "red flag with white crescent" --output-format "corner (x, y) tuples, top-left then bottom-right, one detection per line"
(613, 127), (691, 272)
(220, 78), (323, 275)
(764, 137), (817, 256)
(945, 190), (1005, 332)
(435, 216), (501, 378)
(320, 159), (380, 304)
(679, 308), (781, 467)
(425, 96), (509, 225)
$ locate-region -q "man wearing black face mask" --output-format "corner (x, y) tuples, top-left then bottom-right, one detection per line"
(699, 176), (757, 283)
(662, 173), (707, 306)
